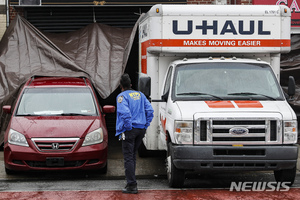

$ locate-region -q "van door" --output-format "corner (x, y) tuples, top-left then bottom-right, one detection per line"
(159, 66), (173, 143)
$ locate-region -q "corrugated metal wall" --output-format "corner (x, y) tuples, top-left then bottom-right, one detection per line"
(24, 6), (151, 33)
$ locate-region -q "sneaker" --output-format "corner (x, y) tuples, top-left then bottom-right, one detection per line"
(122, 183), (138, 194)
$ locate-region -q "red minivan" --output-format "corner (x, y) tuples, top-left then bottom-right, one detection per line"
(2, 76), (115, 174)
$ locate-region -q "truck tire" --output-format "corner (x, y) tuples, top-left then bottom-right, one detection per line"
(166, 143), (185, 188)
(274, 166), (296, 186)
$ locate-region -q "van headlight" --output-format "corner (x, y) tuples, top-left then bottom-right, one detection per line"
(8, 129), (29, 147)
(174, 121), (193, 144)
(283, 121), (298, 144)
(82, 128), (103, 146)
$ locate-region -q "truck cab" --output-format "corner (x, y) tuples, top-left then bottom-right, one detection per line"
(160, 57), (297, 187)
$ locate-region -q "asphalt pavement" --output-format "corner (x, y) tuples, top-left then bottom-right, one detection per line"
(0, 138), (299, 182)
(0, 136), (166, 181)
(1, 142), (300, 200)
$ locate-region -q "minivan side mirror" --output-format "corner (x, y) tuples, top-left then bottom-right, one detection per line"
(288, 76), (296, 97)
(161, 90), (169, 102)
(3, 105), (12, 114)
(138, 76), (151, 98)
(103, 105), (115, 113)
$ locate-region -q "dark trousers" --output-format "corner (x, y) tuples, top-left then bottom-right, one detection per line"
(122, 128), (146, 185)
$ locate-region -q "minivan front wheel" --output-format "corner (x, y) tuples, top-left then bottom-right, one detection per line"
(5, 167), (16, 175)
(99, 162), (108, 174)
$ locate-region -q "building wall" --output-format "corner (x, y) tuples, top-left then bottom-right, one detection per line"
(187, 0), (252, 4)
(5, 0), (253, 37)
(8, 0), (253, 21)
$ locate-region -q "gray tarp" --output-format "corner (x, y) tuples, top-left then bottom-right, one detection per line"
(0, 15), (140, 144)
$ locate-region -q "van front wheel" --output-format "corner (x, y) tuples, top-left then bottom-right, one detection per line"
(166, 143), (185, 188)
(274, 166), (296, 186)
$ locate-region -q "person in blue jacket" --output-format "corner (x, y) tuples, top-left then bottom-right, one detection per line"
(116, 73), (154, 194)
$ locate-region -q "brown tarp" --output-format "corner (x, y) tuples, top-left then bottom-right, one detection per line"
(0, 15), (140, 144)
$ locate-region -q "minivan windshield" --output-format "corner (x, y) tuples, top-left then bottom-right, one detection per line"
(16, 87), (98, 116)
(173, 62), (284, 101)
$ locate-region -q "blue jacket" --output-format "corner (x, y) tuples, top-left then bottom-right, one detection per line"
(115, 90), (154, 137)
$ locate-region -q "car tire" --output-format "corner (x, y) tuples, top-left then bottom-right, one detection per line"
(166, 142), (185, 188)
(99, 162), (108, 174)
(5, 167), (16, 175)
(274, 166), (296, 186)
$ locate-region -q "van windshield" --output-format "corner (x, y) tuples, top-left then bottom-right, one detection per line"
(172, 62), (284, 101)
(16, 87), (98, 116)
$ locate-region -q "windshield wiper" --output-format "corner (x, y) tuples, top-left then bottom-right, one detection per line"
(17, 113), (90, 116)
(227, 92), (277, 100)
(177, 92), (223, 100)
(60, 113), (90, 116)
(16, 114), (37, 116)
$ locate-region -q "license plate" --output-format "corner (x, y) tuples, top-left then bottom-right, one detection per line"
(46, 157), (64, 167)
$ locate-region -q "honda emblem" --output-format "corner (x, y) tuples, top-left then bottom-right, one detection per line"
(52, 143), (59, 150)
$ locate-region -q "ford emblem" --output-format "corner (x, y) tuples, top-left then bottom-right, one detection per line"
(229, 127), (249, 135)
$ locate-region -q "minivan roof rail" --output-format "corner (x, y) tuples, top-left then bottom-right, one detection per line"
(28, 75), (36, 86)
(82, 77), (87, 86)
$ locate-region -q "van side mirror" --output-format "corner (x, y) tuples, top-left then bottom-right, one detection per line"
(161, 90), (169, 102)
(3, 105), (12, 114)
(138, 76), (151, 98)
(288, 76), (296, 97)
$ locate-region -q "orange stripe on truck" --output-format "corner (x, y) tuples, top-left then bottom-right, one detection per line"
(205, 101), (235, 108)
(144, 39), (290, 47)
(235, 101), (263, 108)
(205, 101), (263, 108)
(141, 39), (290, 74)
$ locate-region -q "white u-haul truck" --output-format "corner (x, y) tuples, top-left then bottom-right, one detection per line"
(138, 4), (298, 188)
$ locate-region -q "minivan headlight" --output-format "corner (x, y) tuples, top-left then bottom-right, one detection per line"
(283, 121), (298, 144)
(8, 129), (29, 147)
(174, 121), (193, 144)
(82, 128), (103, 146)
